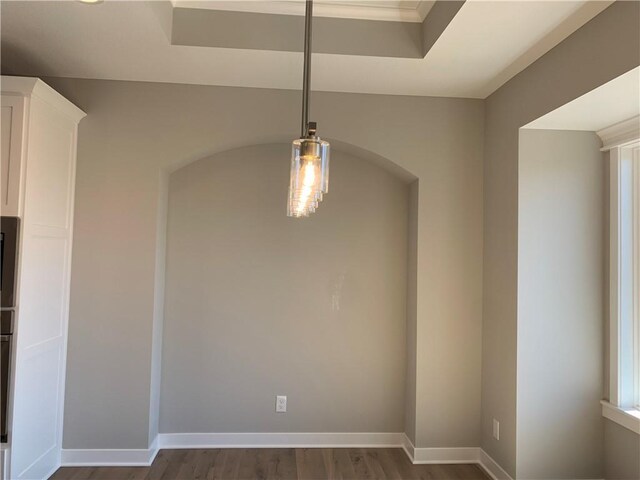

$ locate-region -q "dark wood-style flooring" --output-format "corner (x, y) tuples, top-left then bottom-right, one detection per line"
(50, 448), (491, 480)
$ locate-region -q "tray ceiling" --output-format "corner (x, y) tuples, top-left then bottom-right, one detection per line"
(0, 0), (614, 98)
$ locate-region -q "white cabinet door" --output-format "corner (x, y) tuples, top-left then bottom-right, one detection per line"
(1, 95), (25, 217)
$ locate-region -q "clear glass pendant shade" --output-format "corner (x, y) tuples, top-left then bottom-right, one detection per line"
(287, 137), (330, 217)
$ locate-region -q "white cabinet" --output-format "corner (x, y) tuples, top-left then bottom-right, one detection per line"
(1, 77), (85, 480)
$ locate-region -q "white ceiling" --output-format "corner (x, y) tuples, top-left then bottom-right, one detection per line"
(0, 0), (613, 98)
(524, 67), (640, 132)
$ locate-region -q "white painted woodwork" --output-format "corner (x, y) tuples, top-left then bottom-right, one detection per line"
(1, 77), (85, 480)
(602, 134), (640, 413)
(598, 115), (640, 151)
(1, 95), (25, 217)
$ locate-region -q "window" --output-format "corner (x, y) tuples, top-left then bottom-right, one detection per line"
(613, 141), (640, 410)
(601, 116), (640, 434)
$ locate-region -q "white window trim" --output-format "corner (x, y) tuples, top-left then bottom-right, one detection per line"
(598, 116), (640, 434)
(634, 144), (640, 410)
(601, 400), (640, 435)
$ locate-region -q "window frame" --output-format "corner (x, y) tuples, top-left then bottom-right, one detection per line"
(634, 144), (639, 410)
(600, 116), (640, 434)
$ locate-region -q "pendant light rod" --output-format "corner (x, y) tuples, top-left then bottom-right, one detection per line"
(287, 0), (329, 218)
(301, 0), (313, 138)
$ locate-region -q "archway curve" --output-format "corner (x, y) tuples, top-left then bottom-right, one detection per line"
(166, 136), (418, 184)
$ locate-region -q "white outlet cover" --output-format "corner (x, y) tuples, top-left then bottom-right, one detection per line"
(492, 419), (500, 440)
(276, 395), (287, 413)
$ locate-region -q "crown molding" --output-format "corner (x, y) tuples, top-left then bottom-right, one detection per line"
(597, 115), (640, 151)
(416, 1), (435, 22)
(171, 0), (432, 23)
(1, 76), (86, 123)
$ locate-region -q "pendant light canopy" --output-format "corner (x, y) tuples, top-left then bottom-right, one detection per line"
(287, 0), (330, 218)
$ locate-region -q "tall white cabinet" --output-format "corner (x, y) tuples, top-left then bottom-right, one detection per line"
(1, 77), (85, 480)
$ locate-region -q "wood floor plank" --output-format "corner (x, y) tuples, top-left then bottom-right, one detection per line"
(237, 448), (269, 480)
(449, 463), (491, 480)
(48, 467), (78, 480)
(175, 449), (201, 479)
(324, 447), (358, 480)
(220, 448), (243, 479)
(93, 467), (149, 480)
(191, 449), (220, 480)
(347, 449), (376, 480)
(146, 450), (171, 480)
(156, 460), (183, 480)
(49, 467), (93, 480)
(386, 448), (419, 480)
(266, 449), (297, 480)
(362, 448), (392, 479)
(320, 449), (335, 480)
(296, 448), (328, 480)
(70, 466), (99, 480)
(207, 449), (233, 480)
(371, 449), (403, 480)
(49, 447), (493, 480)
(424, 464), (457, 480)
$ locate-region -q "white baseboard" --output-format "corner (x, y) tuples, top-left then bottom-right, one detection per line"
(478, 449), (513, 480)
(401, 434), (478, 464)
(413, 447), (479, 464)
(158, 432), (405, 449)
(14, 444), (59, 480)
(401, 433), (414, 461)
(61, 432), (513, 480)
(402, 435), (512, 479)
(61, 436), (159, 467)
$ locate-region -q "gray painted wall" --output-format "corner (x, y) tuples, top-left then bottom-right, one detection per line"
(604, 419), (640, 480)
(172, 8), (423, 58)
(44, 78), (483, 449)
(482, 2), (640, 476)
(160, 145), (408, 433)
(517, 129), (604, 479)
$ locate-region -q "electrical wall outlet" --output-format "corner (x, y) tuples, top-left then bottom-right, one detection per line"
(276, 395), (287, 413)
(492, 419), (500, 440)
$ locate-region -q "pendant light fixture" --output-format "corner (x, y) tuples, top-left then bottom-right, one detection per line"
(287, 0), (330, 218)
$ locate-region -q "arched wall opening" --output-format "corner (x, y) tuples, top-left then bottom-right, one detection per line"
(155, 143), (418, 435)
